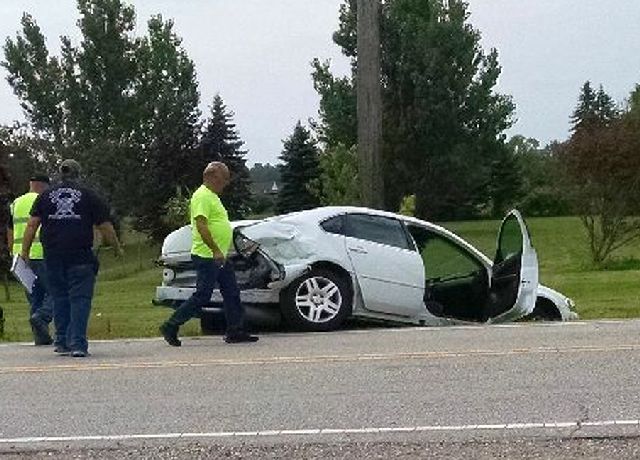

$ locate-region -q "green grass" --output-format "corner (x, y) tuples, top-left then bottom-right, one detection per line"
(0, 231), (201, 342)
(2, 216), (639, 342)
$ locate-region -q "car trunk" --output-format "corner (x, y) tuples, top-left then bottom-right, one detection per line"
(159, 225), (281, 290)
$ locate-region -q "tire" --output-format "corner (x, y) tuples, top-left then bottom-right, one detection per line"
(281, 268), (352, 332)
(526, 298), (562, 321)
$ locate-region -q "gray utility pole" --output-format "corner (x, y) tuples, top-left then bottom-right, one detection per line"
(357, 0), (384, 209)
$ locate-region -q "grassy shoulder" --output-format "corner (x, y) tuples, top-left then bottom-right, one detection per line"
(1, 215), (639, 342)
(0, 237), (200, 342)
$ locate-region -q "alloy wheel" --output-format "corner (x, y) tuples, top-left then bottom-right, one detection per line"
(294, 276), (343, 323)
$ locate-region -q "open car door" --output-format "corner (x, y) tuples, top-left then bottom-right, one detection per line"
(485, 210), (539, 323)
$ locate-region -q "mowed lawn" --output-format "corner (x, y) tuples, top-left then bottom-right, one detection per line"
(0, 235), (199, 342)
(1, 216), (639, 342)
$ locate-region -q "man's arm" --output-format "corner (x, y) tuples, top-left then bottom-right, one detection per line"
(194, 216), (225, 262)
(96, 222), (124, 257)
(20, 216), (41, 262)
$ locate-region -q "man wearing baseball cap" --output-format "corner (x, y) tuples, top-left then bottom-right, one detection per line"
(21, 159), (123, 357)
(7, 173), (54, 345)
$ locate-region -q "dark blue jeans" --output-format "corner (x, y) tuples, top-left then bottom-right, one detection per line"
(27, 259), (53, 324)
(167, 255), (246, 334)
(46, 255), (98, 353)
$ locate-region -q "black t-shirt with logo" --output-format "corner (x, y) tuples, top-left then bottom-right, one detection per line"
(31, 181), (110, 262)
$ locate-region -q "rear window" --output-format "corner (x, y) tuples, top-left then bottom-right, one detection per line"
(345, 214), (411, 250)
(320, 215), (345, 235)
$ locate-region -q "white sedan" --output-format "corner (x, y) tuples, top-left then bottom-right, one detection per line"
(155, 206), (577, 332)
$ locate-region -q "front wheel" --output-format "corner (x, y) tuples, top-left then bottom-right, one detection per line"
(281, 268), (352, 332)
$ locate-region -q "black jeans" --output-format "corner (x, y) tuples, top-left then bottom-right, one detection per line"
(167, 255), (246, 334)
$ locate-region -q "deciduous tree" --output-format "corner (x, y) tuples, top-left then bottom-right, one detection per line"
(3, 1), (202, 239)
(563, 85), (640, 264)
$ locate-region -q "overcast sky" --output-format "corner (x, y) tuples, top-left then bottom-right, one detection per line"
(1, 1), (639, 165)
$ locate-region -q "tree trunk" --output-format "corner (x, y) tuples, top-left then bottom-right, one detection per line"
(357, 0), (384, 209)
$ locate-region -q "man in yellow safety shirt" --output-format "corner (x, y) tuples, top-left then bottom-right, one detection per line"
(7, 173), (53, 345)
(159, 161), (258, 345)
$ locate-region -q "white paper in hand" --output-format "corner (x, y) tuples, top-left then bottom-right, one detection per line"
(10, 255), (37, 294)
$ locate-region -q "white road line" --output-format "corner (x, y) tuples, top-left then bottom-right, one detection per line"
(1, 420), (639, 445)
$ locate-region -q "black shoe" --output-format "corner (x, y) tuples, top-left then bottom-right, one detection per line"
(71, 350), (90, 358)
(30, 316), (53, 346)
(34, 336), (54, 346)
(160, 323), (181, 347)
(54, 345), (70, 355)
(224, 332), (259, 344)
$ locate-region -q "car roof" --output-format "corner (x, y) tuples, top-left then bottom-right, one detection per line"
(274, 206), (432, 227)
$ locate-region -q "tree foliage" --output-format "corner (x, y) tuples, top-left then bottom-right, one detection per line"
(508, 136), (570, 217)
(312, 0), (515, 220)
(249, 163), (280, 185)
(312, 143), (360, 206)
(570, 81), (618, 133)
(562, 83), (640, 264)
(199, 95), (252, 219)
(2, 0), (202, 240)
(277, 123), (321, 214)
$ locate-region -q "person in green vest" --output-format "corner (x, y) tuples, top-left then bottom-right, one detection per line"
(7, 173), (53, 345)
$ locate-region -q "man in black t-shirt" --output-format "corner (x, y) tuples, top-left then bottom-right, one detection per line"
(21, 159), (124, 357)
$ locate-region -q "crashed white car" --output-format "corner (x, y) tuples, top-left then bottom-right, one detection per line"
(155, 206), (577, 332)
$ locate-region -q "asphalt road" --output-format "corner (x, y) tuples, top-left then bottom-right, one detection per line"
(1, 320), (640, 458)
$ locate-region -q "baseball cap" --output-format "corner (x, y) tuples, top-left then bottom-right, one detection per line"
(59, 159), (82, 179)
(29, 173), (50, 183)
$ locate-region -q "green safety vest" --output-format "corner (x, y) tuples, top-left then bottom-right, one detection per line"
(11, 192), (43, 259)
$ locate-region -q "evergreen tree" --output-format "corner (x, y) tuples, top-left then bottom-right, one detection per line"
(200, 95), (252, 219)
(277, 123), (321, 214)
(570, 81), (597, 131)
(571, 82), (617, 132)
(595, 85), (618, 124)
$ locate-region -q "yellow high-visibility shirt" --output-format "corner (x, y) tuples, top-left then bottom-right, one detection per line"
(190, 185), (232, 258)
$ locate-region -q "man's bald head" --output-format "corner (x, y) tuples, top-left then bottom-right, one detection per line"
(203, 161), (231, 194)
(203, 161), (229, 178)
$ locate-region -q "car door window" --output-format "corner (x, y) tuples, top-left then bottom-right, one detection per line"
(407, 225), (482, 281)
(495, 215), (524, 265)
(345, 214), (411, 250)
